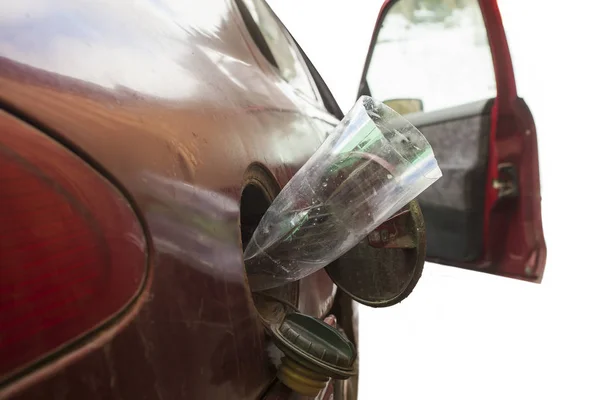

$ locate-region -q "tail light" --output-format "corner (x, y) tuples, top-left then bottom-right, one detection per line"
(0, 111), (148, 380)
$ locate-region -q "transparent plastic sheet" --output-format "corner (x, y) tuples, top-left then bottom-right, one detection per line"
(244, 96), (442, 291)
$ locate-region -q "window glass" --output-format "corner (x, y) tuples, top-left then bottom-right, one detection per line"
(367, 0), (496, 112)
(240, 0), (319, 101)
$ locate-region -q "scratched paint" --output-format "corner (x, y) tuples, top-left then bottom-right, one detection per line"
(0, 0), (346, 399)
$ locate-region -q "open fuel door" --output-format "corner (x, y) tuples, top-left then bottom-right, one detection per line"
(351, 0), (546, 284)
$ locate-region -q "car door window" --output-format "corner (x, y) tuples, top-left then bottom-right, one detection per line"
(366, 0), (496, 113)
(238, 0), (320, 102)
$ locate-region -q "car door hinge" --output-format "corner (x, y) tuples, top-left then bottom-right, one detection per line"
(492, 163), (519, 198)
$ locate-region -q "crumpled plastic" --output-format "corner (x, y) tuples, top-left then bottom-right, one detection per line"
(244, 96), (442, 291)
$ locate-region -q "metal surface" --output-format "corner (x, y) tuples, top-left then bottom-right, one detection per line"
(0, 0), (342, 398)
(326, 200), (426, 307)
(262, 380), (335, 400)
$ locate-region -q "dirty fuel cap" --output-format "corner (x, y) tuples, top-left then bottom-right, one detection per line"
(272, 312), (356, 396)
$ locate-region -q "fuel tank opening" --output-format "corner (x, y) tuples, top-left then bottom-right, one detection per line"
(244, 96), (441, 292)
(241, 167), (357, 398)
(240, 183), (271, 252)
(240, 165), (299, 307)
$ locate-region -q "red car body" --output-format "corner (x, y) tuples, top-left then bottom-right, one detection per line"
(0, 0), (545, 398)
(0, 1), (345, 398)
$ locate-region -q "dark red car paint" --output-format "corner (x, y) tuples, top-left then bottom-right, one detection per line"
(0, 0), (545, 397)
(479, 0), (547, 280)
(0, 1), (342, 398)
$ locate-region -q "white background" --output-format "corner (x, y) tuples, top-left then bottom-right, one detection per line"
(269, 1), (600, 398)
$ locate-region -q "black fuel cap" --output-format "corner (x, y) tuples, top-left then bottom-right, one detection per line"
(271, 312), (356, 396)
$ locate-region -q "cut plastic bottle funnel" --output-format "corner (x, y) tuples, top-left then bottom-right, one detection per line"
(244, 96), (442, 291)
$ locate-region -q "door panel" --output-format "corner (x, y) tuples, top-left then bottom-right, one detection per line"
(359, 0), (546, 281)
(407, 99), (493, 262)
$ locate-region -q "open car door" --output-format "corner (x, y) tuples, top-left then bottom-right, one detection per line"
(352, 0), (546, 284)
